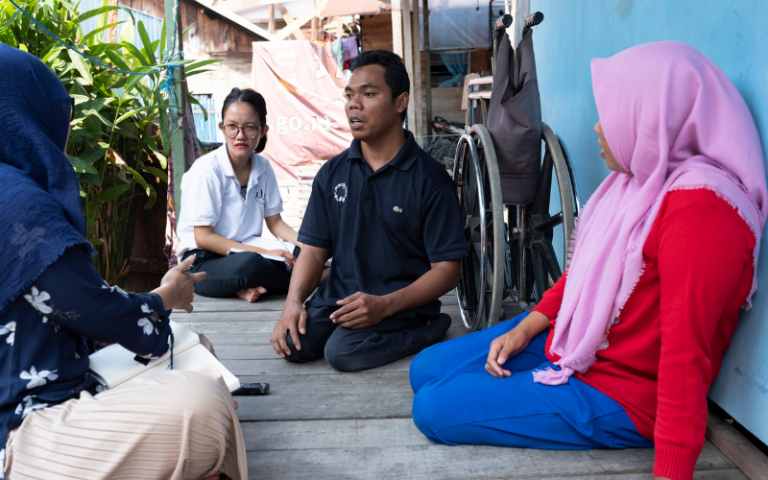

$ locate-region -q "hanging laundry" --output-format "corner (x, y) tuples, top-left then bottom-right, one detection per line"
(331, 38), (343, 70)
(342, 36), (359, 62)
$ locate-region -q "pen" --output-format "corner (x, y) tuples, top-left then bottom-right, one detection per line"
(277, 235), (296, 265)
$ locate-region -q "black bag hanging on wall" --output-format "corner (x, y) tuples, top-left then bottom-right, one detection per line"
(486, 29), (542, 205)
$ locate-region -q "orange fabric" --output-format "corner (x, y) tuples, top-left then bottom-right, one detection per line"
(533, 189), (755, 480)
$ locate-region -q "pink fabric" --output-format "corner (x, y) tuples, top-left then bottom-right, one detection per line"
(534, 41), (767, 386)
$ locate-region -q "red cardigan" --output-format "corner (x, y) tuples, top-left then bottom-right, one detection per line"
(533, 189), (755, 480)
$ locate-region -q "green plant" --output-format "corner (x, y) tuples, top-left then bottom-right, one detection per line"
(0, 0), (217, 285)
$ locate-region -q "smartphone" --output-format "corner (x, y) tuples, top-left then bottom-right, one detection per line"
(232, 382), (270, 396)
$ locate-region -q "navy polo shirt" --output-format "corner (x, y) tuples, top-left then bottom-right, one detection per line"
(298, 130), (468, 317)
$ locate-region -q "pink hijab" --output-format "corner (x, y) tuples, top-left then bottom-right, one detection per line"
(533, 41), (768, 386)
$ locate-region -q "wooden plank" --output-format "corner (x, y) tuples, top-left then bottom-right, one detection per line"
(391, 1), (403, 57)
(236, 391), (414, 421)
(707, 411), (768, 480)
(221, 354), (415, 376)
(244, 441), (733, 480)
(273, 0), (330, 41)
(401, 0), (415, 134)
(275, 3), (305, 40)
(188, 0), (276, 41)
(181, 294), (288, 313)
(236, 371), (413, 395)
(241, 418), (429, 450)
(411, 0), (422, 135)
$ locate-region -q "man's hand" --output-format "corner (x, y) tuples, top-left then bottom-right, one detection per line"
(486, 325), (534, 378)
(270, 300), (307, 357)
(331, 292), (393, 329)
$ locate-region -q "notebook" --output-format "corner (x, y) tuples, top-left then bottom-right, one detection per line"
(228, 235), (296, 266)
(88, 321), (240, 392)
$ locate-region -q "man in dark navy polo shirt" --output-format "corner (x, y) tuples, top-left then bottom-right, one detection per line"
(269, 50), (468, 371)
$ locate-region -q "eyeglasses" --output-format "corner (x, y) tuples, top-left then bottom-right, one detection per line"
(221, 124), (262, 138)
(70, 97), (75, 122)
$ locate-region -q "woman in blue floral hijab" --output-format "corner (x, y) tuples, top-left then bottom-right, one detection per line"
(0, 45), (247, 479)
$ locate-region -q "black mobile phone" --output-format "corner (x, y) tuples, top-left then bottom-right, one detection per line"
(232, 382), (269, 396)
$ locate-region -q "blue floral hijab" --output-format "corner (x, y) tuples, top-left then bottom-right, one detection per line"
(0, 44), (92, 314)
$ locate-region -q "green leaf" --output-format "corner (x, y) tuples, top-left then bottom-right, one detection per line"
(128, 166), (151, 196)
(67, 48), (93, 85)
(67, 154), (99, 174)
(144, 184), (157, 209)
(81, 143), (110, 164)
(72, 5), (121, 25)
(41, 45), (66, 64)
(114, 104), (157, 124)
(111, 86), (126, 100)
(159, 18), (167, 58)
(1, 9), (21, 30)
(187, 95), (208, 121)
(18, 44), (28, 52)
(137, 20), (156, 65)
(184, 69), (213, 78)
(88, 237), (104, 246)
(181, 22), (195, 39)
(152, 150), (167, 170)
(81, 20), (125, 45)
(105, 49), (133, 72)
(122, 42), (148, 67)
(88, 183), (130, 211)
(157, 97), (171, 156)
(184, 59), (222, 71)
(142, 166), (168, 183)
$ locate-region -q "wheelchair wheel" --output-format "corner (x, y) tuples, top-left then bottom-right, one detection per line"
(508, 123), (579, 306)
(453, 125), (505, 331)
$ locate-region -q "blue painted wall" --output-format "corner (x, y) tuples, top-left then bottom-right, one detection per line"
(529, 0), (768, 443)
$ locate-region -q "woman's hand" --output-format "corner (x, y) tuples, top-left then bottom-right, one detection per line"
(154, 255), (207, 313)
(485, 311), (551, 378)
(264, 249), (296, 264)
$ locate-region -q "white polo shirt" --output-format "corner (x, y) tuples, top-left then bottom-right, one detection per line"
(176, 145), (283, 256)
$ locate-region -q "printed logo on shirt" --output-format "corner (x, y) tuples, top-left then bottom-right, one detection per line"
(393, 206), (403, 213)
(254, 189), (265, 203)
(334, 183), (347, 202)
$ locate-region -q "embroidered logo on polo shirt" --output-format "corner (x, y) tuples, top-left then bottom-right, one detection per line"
(254, 189), (265, 203)
(334, 183), (347, 202)
(393, 206), (403, 213)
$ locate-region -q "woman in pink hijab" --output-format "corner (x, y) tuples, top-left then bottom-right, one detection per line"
(410, 41), (767, 480)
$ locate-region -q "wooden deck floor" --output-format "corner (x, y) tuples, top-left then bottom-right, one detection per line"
(170, 295), (747, 480)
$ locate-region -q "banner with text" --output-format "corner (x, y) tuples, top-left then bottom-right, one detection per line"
(252, 40), (352, 180)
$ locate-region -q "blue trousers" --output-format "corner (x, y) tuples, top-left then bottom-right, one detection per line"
(410, 312), (653, 449)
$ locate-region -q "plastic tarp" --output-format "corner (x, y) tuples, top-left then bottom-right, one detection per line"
(252, 40), (353, 180)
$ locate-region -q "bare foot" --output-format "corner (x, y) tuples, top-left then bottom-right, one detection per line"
(233, 399), (239, 410)
(236, 286), (267, 303)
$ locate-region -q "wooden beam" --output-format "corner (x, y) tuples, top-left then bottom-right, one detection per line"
(107, 0), (119, 43)
(268, 4), (275, 35)
(311, 0), (318, 40)
(391, 0), (403, 59)
(411, 0), (422, 136)
(274, 0), (329, 41)
(422, 0), (431, 134)
(276, 3), (305, 40)
(707, 411), (768, 480)
(189, 0), (277, 41)
(401, 0), (415, 135)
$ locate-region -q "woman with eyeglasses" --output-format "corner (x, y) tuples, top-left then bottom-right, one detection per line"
(176, 88), (305, 302)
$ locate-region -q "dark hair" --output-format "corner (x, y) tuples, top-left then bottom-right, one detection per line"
(221, 88), (268, 153)
(352, 50), (410, 121)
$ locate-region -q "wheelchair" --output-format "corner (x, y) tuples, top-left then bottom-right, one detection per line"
(454, 12), (581, 332)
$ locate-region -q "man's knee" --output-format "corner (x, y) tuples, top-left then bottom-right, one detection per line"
(283, 334), (323, 364)
(324, 336), (365, 372)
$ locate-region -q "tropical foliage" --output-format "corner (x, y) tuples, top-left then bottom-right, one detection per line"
(0, 0), (217, 285)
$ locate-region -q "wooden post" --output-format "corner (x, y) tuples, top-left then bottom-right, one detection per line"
(107, 0), (119, 43)
(422, 0), (432, 134)
(311, 0), (318, 40)
(164, 0), (186, 212)
(268, 4), (275, 35)
(411, 0), (422, 137)
(401, 0), (415, 135)
(510, 0), (530, 49)
(391, 0), (404, 59)
(336, 16), (343, 39)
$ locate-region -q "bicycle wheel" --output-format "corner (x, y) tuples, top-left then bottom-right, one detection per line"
(453, 125), (505, 331)
(508, 123), (578, 306)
